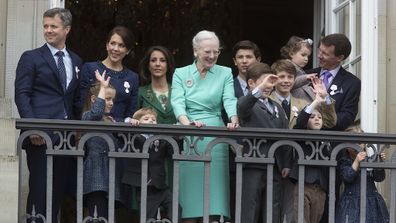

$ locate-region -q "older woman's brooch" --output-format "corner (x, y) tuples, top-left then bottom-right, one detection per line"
(186, 79), (194, 88)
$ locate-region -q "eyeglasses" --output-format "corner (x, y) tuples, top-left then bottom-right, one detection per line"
(201, 49), (221, 57)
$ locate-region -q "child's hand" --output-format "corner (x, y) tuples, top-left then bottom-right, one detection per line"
(95, 69), (110, 87)
(305, 73), (317, 81)
(355, 151), (367, 162)
(129, 118), (140, 126)
(352, 151), (367, 171)
(379, 152), (386, 161)
(311, 77), (328, 99)
(257, 74), (278, 91)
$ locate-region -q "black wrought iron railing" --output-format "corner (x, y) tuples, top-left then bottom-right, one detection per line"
(16, 118), (396, 223)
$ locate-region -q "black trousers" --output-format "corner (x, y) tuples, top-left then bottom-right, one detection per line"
(137, 186), (182, 222)
(25, 146), (75, 223)
(241, 167), (282, 223)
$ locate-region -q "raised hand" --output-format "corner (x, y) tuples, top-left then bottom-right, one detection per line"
(258, 74), (279, 91)
(311, 77), (327, 99)
(95, 69), (111, 88)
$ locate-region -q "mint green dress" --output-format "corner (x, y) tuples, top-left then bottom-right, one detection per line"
(171, 62), (237, 218)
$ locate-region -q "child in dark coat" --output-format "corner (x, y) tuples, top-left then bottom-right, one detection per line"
(335, 122), (389, 223)
(122, 107), (181, 221)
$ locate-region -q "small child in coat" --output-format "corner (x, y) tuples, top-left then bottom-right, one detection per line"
(335, 121), (390, 223)
(82, 70), (123, 220)
(122, 107), (181, 222)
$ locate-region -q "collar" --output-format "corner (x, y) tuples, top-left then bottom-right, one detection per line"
(192, 60), (215, 75)
(320, 65), (341, 78)
(237, 75), (247, 89)
(274, 91), (291, 104)
(46, 43), (69, 57)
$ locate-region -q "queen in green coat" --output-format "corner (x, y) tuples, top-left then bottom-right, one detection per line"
(171, 30), (239, 222)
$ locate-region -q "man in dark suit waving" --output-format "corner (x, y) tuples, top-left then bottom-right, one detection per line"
(305, 34), (361, 223)
(307, 33), (361, 131)
(15, 8), (82, 222)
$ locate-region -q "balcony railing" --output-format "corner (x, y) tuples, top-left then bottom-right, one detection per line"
(16, 118), (396, 223)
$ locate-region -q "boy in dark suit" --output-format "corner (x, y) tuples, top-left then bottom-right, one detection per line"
(238, 62), (291, 223)
(122, 107), (180, 222)
(14, 8), (82, 222)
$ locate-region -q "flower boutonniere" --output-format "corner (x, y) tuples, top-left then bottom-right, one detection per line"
(274, 106), (279, 118)
(329, 84), (343, 96)
(124, 81), (130, 93)
(291, 106), (299, 117)
(75, 66), (80, 79)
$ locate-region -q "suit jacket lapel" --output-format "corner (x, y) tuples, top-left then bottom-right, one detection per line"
(66, 50), (80, 92)
(234, 77), (244, 98)
(40, 45), (63, 90)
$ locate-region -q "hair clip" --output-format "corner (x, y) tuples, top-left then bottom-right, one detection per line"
(303, 38), (313, 45)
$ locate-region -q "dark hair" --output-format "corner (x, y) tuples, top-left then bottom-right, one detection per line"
(271, 59), (297, 77)
(43, 8), (72, 27)
(139, 46), (175, 85)
(132, 107), (158, 120)
(280, 36), (312, 59)
(246, 62), (272, 83)
(232, 40), (261, 59)
(320, 33), (351, 59)
(106, 26), (135, 56)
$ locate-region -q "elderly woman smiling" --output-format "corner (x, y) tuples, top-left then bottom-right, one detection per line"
(171, 30), (239, 222)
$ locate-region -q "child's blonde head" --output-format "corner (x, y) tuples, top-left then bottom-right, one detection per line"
(83, 80), (115, 114)
(132, 107), (158, 120)
(345, 119), (363, 133)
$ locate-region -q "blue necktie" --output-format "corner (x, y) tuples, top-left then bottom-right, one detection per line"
(322, 70), (332, 89)
(55, 51), (67, 91)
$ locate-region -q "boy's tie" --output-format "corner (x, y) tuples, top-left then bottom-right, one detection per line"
(281, 99), (290, 120)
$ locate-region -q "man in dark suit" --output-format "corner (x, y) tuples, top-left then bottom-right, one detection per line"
(14, 8), (82, 222)
(306, 34), (361, 223)
(226, 40), (262, 222)
(238, 62), (291, 223)
(306, 33), (361, 131)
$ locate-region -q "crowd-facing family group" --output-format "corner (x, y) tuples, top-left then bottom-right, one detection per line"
(15, 8), (390, 223)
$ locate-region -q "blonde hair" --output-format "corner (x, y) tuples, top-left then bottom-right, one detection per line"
(132, 107), (158, 120)
(345, 119), (363, 133)
(82, 81), (115, 115)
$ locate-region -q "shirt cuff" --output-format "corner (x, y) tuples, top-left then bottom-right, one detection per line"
(304, 104), (314, 114)
(325, 95), (332, 105)
(252, 87), (262, 98)
(124, 117), (131, 123)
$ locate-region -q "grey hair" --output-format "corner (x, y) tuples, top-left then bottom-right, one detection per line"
(192, 30), (219, 49)
(43, 8), (72, 27)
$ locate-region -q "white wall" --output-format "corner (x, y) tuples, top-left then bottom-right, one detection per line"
(1, 0), (49, 221)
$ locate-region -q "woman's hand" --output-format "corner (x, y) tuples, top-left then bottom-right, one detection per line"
(190, 120), (205, 128)
(227, 115), (239, 130)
